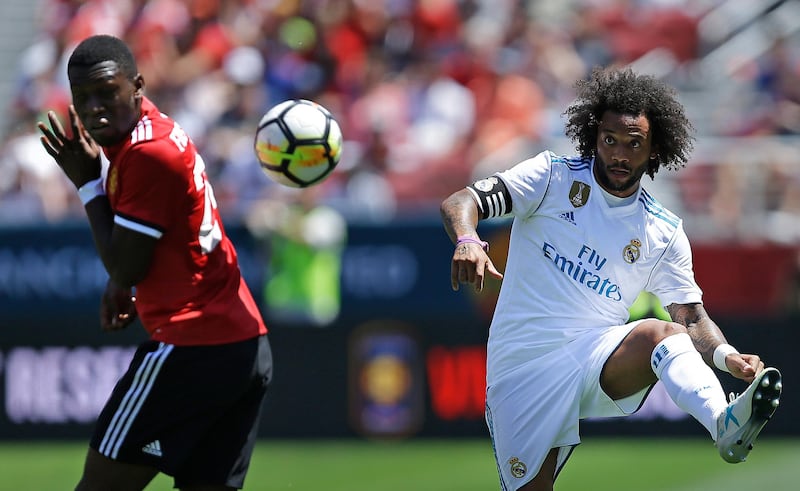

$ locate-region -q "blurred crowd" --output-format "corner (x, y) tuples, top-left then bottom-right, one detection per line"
(0, 0), (799, 239)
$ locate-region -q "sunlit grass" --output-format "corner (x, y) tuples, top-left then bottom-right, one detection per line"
(0, 437), (796, 490)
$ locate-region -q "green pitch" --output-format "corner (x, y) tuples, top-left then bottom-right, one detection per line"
(0, 438), (797, 490)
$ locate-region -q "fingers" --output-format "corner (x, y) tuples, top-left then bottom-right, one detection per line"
(100, 291), (137, 332)
(731, 354), (763, 383)
(69, 105), (95, 148)
(452, 258), (479, 291)
(37, 112), (66, 158)
(48, 110), (68, 139)
(450, 249), (503, 292)
(39, 134), (60, 159)
(109, 313), (134, 331)
(486, 259), (504, 280)
(475, 261), (485, 292)
(102, 311), (136, 331)
(450, 260), (460, 291)
(68, 105), (82, 139)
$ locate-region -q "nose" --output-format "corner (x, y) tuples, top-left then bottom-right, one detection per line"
(610, 148), (630, 164)
(84, 94), (105, 115)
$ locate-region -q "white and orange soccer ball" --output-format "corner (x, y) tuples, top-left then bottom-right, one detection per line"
(254, 99), (343, 188)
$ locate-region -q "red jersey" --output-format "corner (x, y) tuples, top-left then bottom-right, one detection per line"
(103, 97), (267, 345)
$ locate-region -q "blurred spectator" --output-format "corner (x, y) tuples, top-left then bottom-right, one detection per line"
(752, 36), (800, 135)
(0, 0), (798, 244)
(245, 185), (347, 326)
(0, 124), (79, 223)
(326, 129), (398, 223)
(587, 0), (700, 63)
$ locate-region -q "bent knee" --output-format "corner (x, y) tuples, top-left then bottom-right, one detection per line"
(637, 319), (687, 344)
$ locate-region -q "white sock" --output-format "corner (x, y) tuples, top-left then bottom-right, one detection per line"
(651, 333), (728, 438)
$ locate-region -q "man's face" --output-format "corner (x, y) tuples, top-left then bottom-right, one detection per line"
(68, 61), (143, 147)
(593, 110), (655, 198)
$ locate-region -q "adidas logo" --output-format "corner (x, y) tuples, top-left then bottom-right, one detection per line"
(651, 345), (669, 370)
(558, 211), (576, 225)
(142, 440), (162, 457)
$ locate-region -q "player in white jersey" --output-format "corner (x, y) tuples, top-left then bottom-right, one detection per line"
(441, 67), (782, 491)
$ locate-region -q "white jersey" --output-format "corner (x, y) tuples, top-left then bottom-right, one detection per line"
(484, 150), (702, 383)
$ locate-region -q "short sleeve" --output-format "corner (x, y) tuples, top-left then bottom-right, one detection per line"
(495, 150), (553, 218)
(647, 222), (704, 307)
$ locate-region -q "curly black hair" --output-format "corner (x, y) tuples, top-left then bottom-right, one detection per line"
(68, 34), (138, 80)
(564, 66), (694, 178)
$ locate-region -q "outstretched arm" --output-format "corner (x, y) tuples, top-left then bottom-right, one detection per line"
(440, 189), (503, 292)
(666, 302), (762, 382)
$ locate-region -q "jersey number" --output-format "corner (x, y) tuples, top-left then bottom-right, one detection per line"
(192, 154), (222, 254)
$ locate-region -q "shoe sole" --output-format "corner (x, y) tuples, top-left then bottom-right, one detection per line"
(720, 368), (782, 463)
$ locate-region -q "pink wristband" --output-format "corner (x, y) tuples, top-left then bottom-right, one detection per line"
(456, 236), (489, 252)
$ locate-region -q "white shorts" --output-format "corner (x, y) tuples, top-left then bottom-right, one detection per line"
(485, 320), (652, 490)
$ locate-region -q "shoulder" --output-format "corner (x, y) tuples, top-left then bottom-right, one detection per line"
(504, 150), (587, 175)
(549, 153), (592, 172)
(497, 151), (592, 194)
(639, 187), (682, 230)
(124, 112), (189, 163)
(543, 153), (593, 190)
(112, 125), (194, 197)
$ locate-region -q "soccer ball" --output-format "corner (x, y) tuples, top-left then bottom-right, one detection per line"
(254, 99), (343, 188)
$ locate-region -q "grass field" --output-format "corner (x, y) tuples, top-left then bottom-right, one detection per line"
(0, 437), (797, 490)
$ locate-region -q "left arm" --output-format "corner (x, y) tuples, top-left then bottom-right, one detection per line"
(666, 302), (761, 382)
(38, 106), (156, 287)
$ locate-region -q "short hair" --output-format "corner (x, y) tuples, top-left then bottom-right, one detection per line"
(68, 34), (138, 79)
(563, 66), (695, 178)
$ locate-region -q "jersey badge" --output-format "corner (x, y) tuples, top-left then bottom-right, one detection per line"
(569, 181), (590, 208)
(508, 457), (527, 478)
(558, 211), (576, 225)
(623, 239), (642, 264)
(108, 167), (118, 198)
(474, 176), (499, 192)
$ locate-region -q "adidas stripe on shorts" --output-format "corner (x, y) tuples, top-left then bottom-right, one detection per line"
(90, 334), (272, 489)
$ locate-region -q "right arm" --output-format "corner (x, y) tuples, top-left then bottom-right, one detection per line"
(440, 189), (481, 244)
(440, 189), (503, 292)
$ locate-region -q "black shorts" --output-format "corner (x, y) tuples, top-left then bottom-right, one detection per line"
(90, 334), (272, 488)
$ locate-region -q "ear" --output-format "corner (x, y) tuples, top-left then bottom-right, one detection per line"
(133, 73), (145, 98)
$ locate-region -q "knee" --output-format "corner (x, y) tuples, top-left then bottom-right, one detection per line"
(639, 319), (687, 345)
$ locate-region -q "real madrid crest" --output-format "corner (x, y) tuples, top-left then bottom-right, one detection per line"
(508, 457), (527, 479)
(569, 181), (590, 208)
(623, 239), (642, 264)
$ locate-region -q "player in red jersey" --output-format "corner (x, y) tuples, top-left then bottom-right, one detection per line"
(37, 34), (272, 490)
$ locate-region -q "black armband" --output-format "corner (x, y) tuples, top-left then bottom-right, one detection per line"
(466, 176), (512, 219)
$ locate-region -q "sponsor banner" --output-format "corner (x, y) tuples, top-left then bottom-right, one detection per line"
(1, 315), (797, 439)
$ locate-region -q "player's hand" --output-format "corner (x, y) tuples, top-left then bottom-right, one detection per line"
(37, 105), (102, 188)
(100, 280), (138, 332)
(450, 242), (503, 292)
(726, 353), (763, 383)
